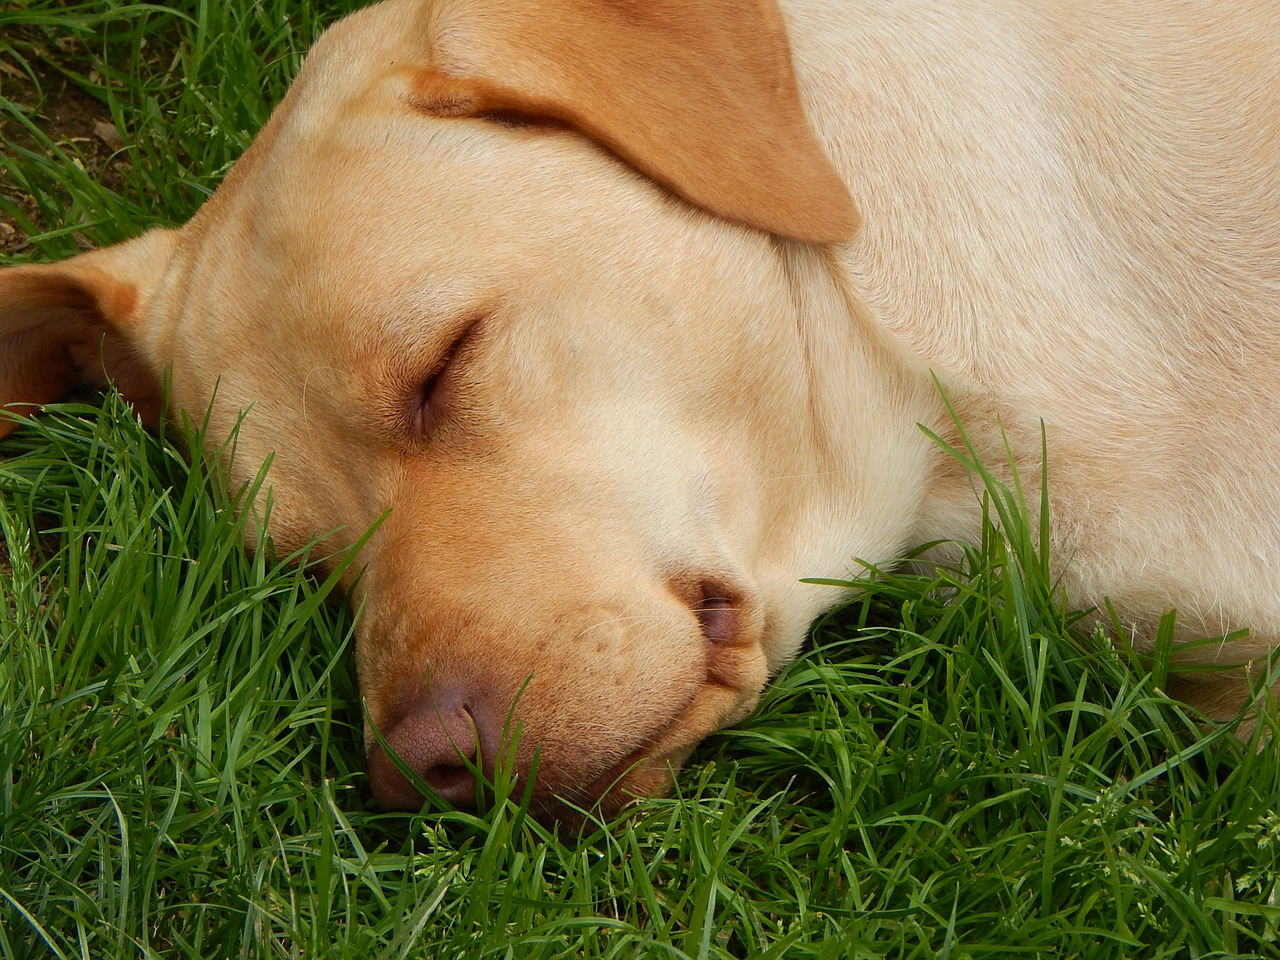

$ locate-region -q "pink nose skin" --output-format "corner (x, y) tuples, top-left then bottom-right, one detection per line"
(367, 693), (483, 811)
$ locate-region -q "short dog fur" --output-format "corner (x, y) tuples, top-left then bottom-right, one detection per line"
(2, 0), (1278, 818)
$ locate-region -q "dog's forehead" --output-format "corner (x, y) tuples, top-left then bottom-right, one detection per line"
(176, 129), (693, 361)
(190, 72), (650, 280)
(172, 138), (527, 345)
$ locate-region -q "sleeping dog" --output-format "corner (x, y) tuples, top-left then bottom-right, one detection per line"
(2, 0), (1278, 818)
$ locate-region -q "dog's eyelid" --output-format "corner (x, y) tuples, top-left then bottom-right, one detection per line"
(414, 358), (449, 426)
(477, 109), (536, 129)
(409, 312), (489, 436)
(403, 85), (556, 133)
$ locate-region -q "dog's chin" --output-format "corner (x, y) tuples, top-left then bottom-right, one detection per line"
(528, 744), (695, 829)
(528, 682), (757, 828)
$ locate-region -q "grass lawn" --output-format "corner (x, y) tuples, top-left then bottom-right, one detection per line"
(2, 3), (1279, 957)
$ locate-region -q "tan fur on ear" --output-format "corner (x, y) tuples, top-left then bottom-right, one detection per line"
(0, 228), (179, 437)
(410, 0), (859, 244)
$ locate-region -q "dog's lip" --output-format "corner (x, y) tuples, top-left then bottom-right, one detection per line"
(544, 597), (767, 821)
(568, 674), (751, 820)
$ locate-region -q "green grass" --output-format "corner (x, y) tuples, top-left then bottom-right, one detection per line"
(3, 3), (1280, 957)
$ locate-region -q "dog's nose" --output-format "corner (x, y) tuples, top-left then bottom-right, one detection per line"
(367, 694), (481, 811)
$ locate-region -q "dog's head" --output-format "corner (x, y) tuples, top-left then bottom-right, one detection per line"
(0, 0), (920, 820)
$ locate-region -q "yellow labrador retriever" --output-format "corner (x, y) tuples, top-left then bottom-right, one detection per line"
(2, 0), (1278, 818)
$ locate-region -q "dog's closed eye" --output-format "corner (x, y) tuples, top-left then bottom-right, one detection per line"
(476, 109), (538, 130)
(410, 314), (487, 436)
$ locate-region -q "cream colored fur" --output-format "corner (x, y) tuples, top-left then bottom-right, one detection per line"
(1, 0), (1276, 816)
(784, 0), (1280, 688)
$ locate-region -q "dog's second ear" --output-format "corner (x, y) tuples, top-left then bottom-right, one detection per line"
(410, 0), (859, 244)
(0, 228), (178, 438)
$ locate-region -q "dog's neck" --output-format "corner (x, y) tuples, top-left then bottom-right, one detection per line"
(746, 240), (954, 666)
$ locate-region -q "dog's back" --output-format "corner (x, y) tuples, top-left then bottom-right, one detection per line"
(784, 0), (1280, 669)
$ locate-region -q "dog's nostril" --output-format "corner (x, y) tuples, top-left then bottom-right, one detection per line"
(423, 762), (474, 796)
(368, 697), (481, 811)
(695, 593), (738, 645)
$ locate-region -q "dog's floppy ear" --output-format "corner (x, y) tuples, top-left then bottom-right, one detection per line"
(411, 0), (859, 244)
(0, 228), (179, 438)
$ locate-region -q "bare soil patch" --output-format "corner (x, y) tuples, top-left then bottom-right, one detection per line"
(0, 42), (129, 255)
